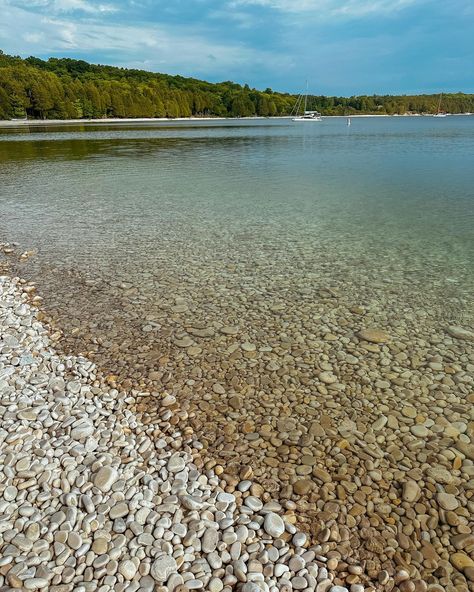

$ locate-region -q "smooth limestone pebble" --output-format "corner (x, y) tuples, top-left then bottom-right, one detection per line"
(293, 532), (307, 547)
(402, 480), (420, 502)
(70, 419), (94, 440)
(411, 425), (429, 437)
(110, 502), (129, 519)
(150, 555), (178, 582)
(437, 493), (459, 510)
(119, 559), (137, 580)
(244, 496), (263, 512)
(94, 466), (119, 492)
(4, 486), (17, 501)
(319, 371), (337, 384)
(292, 576), (309, 590)
(241, 584), (261, 592)
(241, 342), (256, 352)
(447, 326), (474, 340)
(202, 528), (219, 553)
(357, 328), (390, 343)
(264, 512), (285, 538)
(293, 479), (313, 495)
(208, 578), (224, 592)
(24, 578), (49, 590)
(274, 564), (289, 577)
(168, 455), (186, 473)
(67, 532), (82, 550)
(426, 467), (453, 484)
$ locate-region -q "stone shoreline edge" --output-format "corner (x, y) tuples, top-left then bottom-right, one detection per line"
(0, 273), (422, 592)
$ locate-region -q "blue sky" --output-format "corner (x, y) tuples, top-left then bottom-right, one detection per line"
(0, 0), (473, 94)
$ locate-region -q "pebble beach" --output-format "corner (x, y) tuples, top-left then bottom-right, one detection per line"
(1, 244), (473, 592)
(0, 273), (375, 592)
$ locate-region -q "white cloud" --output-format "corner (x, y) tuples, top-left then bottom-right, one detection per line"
(0, 0), (289, 81)
(7, 0), (118, 14)
(229, 0), (424, 17)
(23, 32), (44, 43)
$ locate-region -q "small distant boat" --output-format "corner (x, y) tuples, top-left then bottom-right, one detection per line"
(292, 82), (322, 122)
(433, 93), (447, 117)
(347, 117), (351, 126)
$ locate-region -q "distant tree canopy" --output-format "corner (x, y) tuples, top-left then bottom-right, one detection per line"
(1, 50), (473, 120)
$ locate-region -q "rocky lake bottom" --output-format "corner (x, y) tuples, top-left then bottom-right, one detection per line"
(1, 217), (473, 592)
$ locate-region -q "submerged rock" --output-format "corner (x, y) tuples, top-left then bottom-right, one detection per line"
(357, 328), (390, 343)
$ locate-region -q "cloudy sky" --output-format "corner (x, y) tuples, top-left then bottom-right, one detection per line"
(0, 0), (473, 94)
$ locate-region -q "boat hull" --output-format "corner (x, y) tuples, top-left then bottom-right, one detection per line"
(292, 117), (322, 122)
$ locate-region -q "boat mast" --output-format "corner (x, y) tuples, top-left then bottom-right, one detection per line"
(437, 93), (443, 114)
(304, 80), (308, 114)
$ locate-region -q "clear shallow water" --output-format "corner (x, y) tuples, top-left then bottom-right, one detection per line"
(1, 117), (473, 269)
(1, 117), (473, 324)
(1, 117), (474, 580)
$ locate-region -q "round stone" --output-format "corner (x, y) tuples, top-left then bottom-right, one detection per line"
(357, 328), (390, 343)
(70, 419), (94, 440)
(119, 559), (137, 580)
(208, 578), (224, 592)
(263, 512), (285, 538)
(4, 485), (17, 501)
(291, 576), (308, 590)
(24, 578), (48, 590)
(110, 502), (129, 519)
(241, 342), (256, 352)
(202, 528), (219, 553)
(293, 532), (307, 547)
(293, 479), (313, 495)
(402, 480), (420, 502)
(244, 496), (263, 512)
(426, 466), (453, 484)
(319, 371), (337, 384)
(167, 455), (186, 473)
(94, 466), (119, 492)
(447, 326), (474, 340)
(67, 532), (82, 550)
(437, 493), (458, 510)
(410, 425), (429, 437)
(151, 555), (178, 582)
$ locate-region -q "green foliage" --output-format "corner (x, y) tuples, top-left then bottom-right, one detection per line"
(0, 51), (473, 120)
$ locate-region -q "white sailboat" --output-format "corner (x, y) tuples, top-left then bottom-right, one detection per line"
(433, 93), (447, 117)
(292, 82), (322, 122)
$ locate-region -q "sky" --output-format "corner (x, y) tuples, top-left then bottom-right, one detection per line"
(0, 0), (473, 95)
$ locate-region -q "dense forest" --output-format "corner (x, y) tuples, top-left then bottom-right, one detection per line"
(1, 50), (474, 120)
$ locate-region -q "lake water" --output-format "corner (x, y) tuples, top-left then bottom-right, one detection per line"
(1, 117), (473, 585)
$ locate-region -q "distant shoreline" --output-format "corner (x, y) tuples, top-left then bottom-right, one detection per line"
(1, 113), (472, 128)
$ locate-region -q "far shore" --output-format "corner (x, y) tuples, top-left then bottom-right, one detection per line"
(0, 115), (386, 127)
(0, 113), (472, 128)
(1, 112), (472, 128)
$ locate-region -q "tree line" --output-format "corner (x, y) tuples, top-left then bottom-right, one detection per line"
(1, 50), (473, 120)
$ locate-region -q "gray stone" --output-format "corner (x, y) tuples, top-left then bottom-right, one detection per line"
(150, 555), (177, 582)
(263, 512), (285, 538)
(437, 492), (458, 510)
(402, 480), (420, 502)
(167, 455), (186, 473)
(202, 527), (219, 553)
(244, 496), (263, 512)
(70, 419), (94, 440)
(110, 502), (129, 519)
(119, 559), (137, 580)
(94, 466), (119, 492)
(447, 326), (474, 340)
